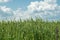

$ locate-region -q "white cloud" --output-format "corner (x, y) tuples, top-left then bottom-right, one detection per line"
(0, 0), (9, 2)
(27, 1), (57, 11)
(0, 6), (13, 20)
(13, 8), (31, 20)
(27, 0), (60, 21)
(0, 6), (12, 13)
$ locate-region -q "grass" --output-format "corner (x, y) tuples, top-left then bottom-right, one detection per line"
(0, 19), (60, 40)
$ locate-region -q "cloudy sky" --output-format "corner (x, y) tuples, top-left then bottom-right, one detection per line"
(0, 0), (60, 21)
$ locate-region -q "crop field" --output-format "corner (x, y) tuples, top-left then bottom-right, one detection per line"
(0, 19), (60, 40)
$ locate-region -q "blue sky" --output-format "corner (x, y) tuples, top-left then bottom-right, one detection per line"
(0, 0), (41, 10)
(0, 0), (60, 10)
(0, 0), (60, 21)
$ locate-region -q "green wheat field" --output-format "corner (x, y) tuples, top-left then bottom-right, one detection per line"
(0, 19), (60, 40)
